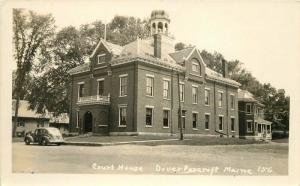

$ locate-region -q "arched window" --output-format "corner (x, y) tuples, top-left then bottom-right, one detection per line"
(191, 58), (201, 75)
(158, 22), (163, 33)
(165, 23), (168, 33)
(152, 22), (156, 29)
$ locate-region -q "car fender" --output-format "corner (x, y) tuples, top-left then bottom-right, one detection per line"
(24, 135), (34, 142)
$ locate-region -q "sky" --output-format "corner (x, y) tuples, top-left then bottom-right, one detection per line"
(9, 0), (300, 95)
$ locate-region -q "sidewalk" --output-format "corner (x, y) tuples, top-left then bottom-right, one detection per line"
(64, 135), (180, 146)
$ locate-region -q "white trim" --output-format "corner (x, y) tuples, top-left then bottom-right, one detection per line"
(192, 128), (199, 130)
(192, 84), (198, 88)
(205, 113), (211, 115)
(97, 78), (105, 81)
(192, 111), (199, 114)
(185, 47), (207, 67)
(218, 90), (224, 93)
(77, 81), (84, 85)
(118, 105), (127, 127)
(146, 74), (155, 78)
(179, 81), (185, 85)
(145, 105), (154, 108)
(163, 107), (171, 110)
(162, 77), (171, 81)
(97, 53), (106, 64)
(119, 74), (128, 78)
(205, 87), (211, 90)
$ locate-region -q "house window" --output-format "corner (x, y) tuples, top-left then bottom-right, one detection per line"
(192, 62), (199, 72)
(146, 76), (154, 96)
(258, 124), (262, 133)
(78, 83), (85, 98)
(163, 79), (170, 99)
(247, 121), (253, 132)
(205, 114), (210, 130)
(119, 74), (128, 97)
(205, 89), (210, 106)
(230, 95), (235, 109)
(97, 79), (104, 96)
(192, 86), (198, 104)
(179, 83), (185, 102)
(218, 91), (223, 107)
(179, 110), (186, 129)
(219, 116), (223, 131)
(163, 110), (170, 128)
(97, 54), (106, 64)
(119, 106), (127, 127)
(246, 104), (252, 114)
(192, 113), (198, 129)
(146, 107), (153, 127)
(231, 117), (235, 131)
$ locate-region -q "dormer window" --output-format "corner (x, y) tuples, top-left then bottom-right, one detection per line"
(97, 53), (106, 64)
(192, 62), (199, 72)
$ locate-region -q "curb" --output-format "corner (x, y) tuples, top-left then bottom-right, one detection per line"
(64, 138), (182, 147)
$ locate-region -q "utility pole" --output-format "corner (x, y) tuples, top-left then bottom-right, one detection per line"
(104, 22), (107, 41)
(177, 72), (183, 140)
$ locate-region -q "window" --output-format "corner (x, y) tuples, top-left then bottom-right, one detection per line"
(230, 94), (235, 109)
(146, 107), (153, 126)
(78, 83), (85, 98)
(179, 83), (185, 102)
(163, 79), (170, 99)
(97, 79), (104, 96)
(205, 89), (210, 106)
(163, 110), (170, 128)
(17, 121), (25, 127)
(219, 116), (223, 131)
(192, 113), (198, 129)
(97, 54), (106, 64)
(119, 106), (127, 127)
(192, 62), (199, 72)
(247, 121), (253, 132)
(205, 114), (210, 130)
(246, 104), (252, 114)
(218, 91), (223, 107)
(179, 110), (186, 129)
(192, 86), (198, 104)
(231, 117), (235, 131)
(119, 75), (128, 97)
(258, 124), (262, 133)
(146, 76), (154, 96)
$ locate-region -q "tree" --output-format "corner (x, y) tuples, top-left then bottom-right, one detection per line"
(12, 9), (55, 136)
(26, 15), (150, 116)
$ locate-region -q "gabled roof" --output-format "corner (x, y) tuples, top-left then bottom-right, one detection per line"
(169, 47), (194, 64)
(90, 39), (123, 57)
(12, 100), (50, 119)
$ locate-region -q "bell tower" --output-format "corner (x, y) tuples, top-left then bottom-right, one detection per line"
(150, 10), (170, 36)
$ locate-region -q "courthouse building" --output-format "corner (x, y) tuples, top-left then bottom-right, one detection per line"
(68, 10), (241, 136)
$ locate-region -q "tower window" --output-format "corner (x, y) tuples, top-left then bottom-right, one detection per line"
(158, 22), (163, 33)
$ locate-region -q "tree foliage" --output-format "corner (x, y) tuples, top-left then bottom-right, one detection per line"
(12, 9), (55, 136)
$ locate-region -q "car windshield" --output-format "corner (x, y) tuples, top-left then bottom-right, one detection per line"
(47, 128), (61, 135)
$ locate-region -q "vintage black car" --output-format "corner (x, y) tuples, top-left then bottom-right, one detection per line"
(24, 127), (64, 146)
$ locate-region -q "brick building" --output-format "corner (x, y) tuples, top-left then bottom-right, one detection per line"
(68, 10), (241, 137)
(238, 89), (272, 140)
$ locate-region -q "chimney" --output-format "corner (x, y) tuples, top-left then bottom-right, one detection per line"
(222, 59), (228, 78)
(154, 34), (162, 58)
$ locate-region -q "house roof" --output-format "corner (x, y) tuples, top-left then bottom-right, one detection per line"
(169, 47), (194, 64)
(255, 118), (272, 125)
(12, 100), (50, 119)
(67, 62), (90, 75)
(238, 89), (264, 106)
(90, 39), (123, 57)
(205, 68), (241, 87)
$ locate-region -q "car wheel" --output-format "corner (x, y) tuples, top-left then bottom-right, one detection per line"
(25, 138), (30, 145)
(57, 143), (61, 146)
(41, 139), (48, 146)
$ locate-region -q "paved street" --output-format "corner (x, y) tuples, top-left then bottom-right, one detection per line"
(13, 142), (288, 175)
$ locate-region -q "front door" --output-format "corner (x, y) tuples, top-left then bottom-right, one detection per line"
(84, 111), (93, 133)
